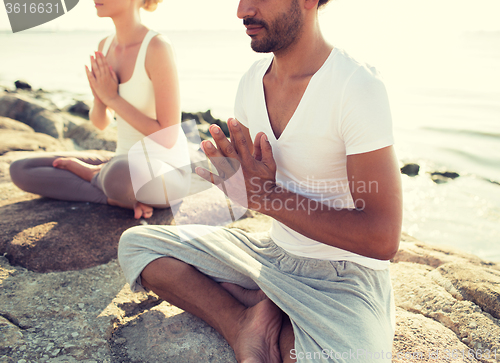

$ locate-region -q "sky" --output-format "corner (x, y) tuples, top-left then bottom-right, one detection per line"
(1, 0), (500, 34)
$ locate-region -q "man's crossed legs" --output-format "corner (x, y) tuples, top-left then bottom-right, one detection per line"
(118, 225), (395, 363)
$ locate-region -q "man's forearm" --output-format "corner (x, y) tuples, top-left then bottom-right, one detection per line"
(256, 187), (401, 260)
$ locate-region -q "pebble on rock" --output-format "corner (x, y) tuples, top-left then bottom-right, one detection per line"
(400, 163), (420, 176)
(431, 171), (460, 184)
(14, 80), (32, 91)
(67, 101), (90, 118)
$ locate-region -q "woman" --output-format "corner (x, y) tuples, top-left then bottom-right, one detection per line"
(10, 0), (191, 219)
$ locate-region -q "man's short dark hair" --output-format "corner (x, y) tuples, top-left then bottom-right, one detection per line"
(318, 0), (331, 8)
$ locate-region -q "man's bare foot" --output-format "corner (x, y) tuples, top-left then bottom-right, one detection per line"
(107, 199), (153, 219)
(233, 299), (283, 363)
(53, 157), (102, 182)
(221, 282), (268, 308)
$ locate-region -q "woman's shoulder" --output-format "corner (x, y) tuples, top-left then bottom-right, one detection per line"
(148, 32), (174, 54)
(97, 38), (107, 52)
(145, 32), (176, 69)
(97, 35), (113, 53)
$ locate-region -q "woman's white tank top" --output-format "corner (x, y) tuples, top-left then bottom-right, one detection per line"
(101, 30), (190, 172)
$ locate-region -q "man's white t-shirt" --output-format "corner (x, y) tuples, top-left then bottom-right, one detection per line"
(234, 48), (394, 270)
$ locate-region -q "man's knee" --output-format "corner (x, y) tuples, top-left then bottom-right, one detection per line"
(118, 225), (148, 265)
(118, 226), (183, 273)
(142, 256), (193, 289)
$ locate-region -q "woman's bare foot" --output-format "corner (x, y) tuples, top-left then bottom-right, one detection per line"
(133, 202), (153, 219)
(221, 282), (268, 308)
(53, 157), (102, 182)
(107, 198), (154, 219)
(233, 299), (283, 363)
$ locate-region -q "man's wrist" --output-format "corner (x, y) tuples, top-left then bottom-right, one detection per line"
(253, 183), (282, 217)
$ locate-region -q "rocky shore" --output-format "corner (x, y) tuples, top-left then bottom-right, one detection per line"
(1, 83), (499, 362)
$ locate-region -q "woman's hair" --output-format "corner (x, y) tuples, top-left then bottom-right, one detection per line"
(142, 0), (162, 12)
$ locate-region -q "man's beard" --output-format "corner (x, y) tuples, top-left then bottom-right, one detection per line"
(244, 0), (303, 53)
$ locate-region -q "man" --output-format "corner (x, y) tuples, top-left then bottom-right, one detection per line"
(118, 0), (402, 361)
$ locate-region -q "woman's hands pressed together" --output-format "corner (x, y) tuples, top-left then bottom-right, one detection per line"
(85, 51), (119, 106)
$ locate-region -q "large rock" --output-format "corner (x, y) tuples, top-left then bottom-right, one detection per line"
(0, 256), (157, 363)
(0, 94), (65, 138)
(391, 259), (500, 359)
(0, 174), (248, 273)
(65, 121), (117, 151)
(0, 129), (65, 156)
(393, 235), (489, 268)
(0, 116), (34, 132)
(0, 199), (153, 272)
(67, 100), (91, 119)
(111, 303), (236, 363)
(393, 308), (479, 362)
(434, 263), (500, 319)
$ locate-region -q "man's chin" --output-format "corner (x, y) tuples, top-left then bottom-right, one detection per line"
(250, 40), (273, 54)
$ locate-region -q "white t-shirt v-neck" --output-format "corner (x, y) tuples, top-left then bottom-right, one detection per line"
(234, 48), (394, 270)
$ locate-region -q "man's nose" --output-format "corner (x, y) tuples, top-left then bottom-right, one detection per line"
(237, 0), (257, 19)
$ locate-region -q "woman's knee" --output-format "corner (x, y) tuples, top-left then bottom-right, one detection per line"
(9, 158), (30, 188)
(136, 169), (190, 207)
(100, 158), (134, 201)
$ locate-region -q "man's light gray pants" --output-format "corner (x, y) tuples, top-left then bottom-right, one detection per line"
(118, 224), (395, 362)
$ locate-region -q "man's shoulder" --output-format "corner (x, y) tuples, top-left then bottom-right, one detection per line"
(240, 56), (273, 82)
(331, 48), (385, 87)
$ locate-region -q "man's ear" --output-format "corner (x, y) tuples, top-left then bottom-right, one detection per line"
(304, 0), (320, 10)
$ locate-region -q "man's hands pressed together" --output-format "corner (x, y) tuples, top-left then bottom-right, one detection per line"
(195, 118), (278, 212)
(195, 118), (402, 261)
